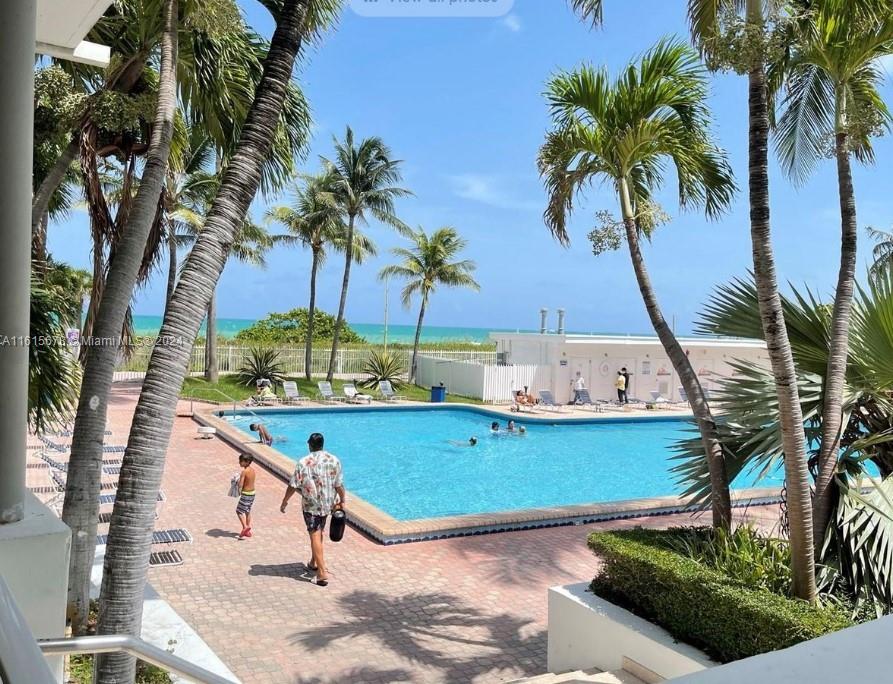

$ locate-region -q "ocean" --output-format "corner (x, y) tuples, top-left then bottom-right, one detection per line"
(132, 315), (522, 344)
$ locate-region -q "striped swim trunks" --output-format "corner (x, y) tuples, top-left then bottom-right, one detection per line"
(236, 492), (255, 515)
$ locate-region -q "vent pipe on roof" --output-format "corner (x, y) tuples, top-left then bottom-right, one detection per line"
(557, 308), (566, 334)
(539, 308), (548, 334)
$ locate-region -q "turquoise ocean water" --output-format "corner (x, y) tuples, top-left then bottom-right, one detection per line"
(132, 314), (520, 344)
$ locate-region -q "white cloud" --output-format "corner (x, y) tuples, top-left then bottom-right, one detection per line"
(447, 173), (540, 212)
(501, 13), (522, 33)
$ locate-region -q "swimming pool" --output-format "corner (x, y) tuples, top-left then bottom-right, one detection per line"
(226, 406), (782, 521)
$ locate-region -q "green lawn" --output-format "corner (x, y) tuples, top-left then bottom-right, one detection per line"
(180, 375), (483, 404)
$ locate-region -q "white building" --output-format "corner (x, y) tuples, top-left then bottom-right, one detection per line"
(491, 332), (768, 404)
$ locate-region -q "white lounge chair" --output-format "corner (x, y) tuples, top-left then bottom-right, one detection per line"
(283, 381), (308, 405)
(343, 383), (373, 404)
(378, 380), (407, 402)
(574, 389), (602, 413)
(537, 390), (564, 412)
(317, 381), (345, 403)
(511, 390), (537, 413)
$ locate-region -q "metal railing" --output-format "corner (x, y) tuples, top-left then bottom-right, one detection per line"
(0, 576), (236, 684)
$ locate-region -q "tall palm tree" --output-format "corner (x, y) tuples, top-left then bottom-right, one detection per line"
(266, 173), (377, 379)
(539, 39), (737, 530)
(94, 2), (335, 680)
(868, 225), (893, 281)
(322, 127), (412, 382)
(61, 0), (179, 638)
(379, 227), (479, 382)
(775, 0), (893, 542)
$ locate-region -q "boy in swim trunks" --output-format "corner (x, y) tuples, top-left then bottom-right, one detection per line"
(236, 454), (257, 539)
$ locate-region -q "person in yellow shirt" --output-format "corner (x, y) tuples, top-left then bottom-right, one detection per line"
(614, 371), (627, 404)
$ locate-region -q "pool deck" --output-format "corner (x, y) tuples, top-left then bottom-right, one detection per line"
(41, 385), (785, 684)
(195, 402), (782, 545)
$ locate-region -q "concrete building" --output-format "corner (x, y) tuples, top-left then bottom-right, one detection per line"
(491, 332), (768, 404)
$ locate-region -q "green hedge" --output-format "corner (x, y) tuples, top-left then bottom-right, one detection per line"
(587, 529), (852, 663)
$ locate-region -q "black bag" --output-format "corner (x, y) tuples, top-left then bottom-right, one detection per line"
(329, 507), (346, 542)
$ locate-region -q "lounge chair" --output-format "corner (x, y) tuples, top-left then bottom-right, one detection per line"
(378, 380), (407, 402)
(282, 381), (308, 405)
(511, 390), (537, 413)
(343, 383), (373, 404)
(537, 390), (564, 412)
(573, 389), (602, 413)
(316, 381), (346, 403)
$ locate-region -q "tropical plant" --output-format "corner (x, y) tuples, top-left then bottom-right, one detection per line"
(868, 225), (893, 282)
(237, 347), (286, 388)
(28, 276), (83, 434)
(61, 0), (179, 638)
(95, 3), (339, 681)
(234, 308), (365, 345)
(359, 350), (407, 390)
(379, 226), (479, 382)
(266, 172), (377, 379)
(321, 126), (412, 382)
(774, 0), (893, 555)
(538, 38), (737, 530)
(673, 264), (893, 615)
(684, 0), (820, 602)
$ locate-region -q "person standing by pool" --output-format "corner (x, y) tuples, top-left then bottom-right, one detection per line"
(235, 454), (256, 540)
(280, 432), (345, 587)
(572, 372), (586, 404)
(614, 371), (627, 404)
(621, 367), (631, 404)
(249, 422), (273, 446)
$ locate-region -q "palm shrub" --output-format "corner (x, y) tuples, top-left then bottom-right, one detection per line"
(360, 351), (406, 390)
(237, 348), (286, 388)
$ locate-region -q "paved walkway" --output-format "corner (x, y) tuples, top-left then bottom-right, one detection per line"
(91, 384), (781, 684)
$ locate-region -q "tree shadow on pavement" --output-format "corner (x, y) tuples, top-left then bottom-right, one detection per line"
(289, 590), (545, 682)
(293, 666), (413, 684)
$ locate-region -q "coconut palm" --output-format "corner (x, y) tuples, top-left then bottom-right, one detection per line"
(774, 0), (893, 550)
(674, 265), (893, 613)
(539, 39), (736, 531)
(868, 226), (893, 281)
(94, 2), (337, 680)
(60, 0), (179, 639)
(321, 127), (412, 382)
(266, 173), (377, 379)
(379, 227), (479, 382)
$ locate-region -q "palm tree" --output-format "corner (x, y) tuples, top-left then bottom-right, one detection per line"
(322, 127), (412, 382)
(266, 173), (377, 379)
(94, 2), (334, 680)
(61, 0), (179, 638)
(774, 0), (893, 549)
(868, 225), (893, 281)
(379, 227), (479, 382)
(539, 39), (737, 531)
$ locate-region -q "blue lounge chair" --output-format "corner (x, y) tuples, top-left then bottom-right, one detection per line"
(537, 390), (564, 412)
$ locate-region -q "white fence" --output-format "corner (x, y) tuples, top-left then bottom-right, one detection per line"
(415, 355), (551, 402)
(115, 346), (497, 381)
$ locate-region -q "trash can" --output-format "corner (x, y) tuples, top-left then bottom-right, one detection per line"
(430, 384), (446, 403)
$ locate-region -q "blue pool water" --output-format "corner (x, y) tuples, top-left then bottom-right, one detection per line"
(227, 407), (783, 521)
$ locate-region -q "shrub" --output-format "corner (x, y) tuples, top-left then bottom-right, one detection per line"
(237, 347), (286, 388)
(359, 350), (406, 389)
(588, 528), (852, 663)
(234, 308), (365, 345)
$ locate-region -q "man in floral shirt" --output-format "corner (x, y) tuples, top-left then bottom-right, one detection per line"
(280, 432), (345, 586)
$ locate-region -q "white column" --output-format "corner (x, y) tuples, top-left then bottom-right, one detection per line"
(0, 0), (35, 524)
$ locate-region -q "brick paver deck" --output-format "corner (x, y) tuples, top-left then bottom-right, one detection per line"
(93, 384), (781, 684)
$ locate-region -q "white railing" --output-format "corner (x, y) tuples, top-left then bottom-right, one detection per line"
(117, 346), (497, 381)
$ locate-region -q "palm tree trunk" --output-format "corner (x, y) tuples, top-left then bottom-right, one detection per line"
(32, 134), (78, 236)
(32, 212), (49, 274)
(619, 179), (732, 529)
(204, 290), (218, 383)
(327, 213), (355, 382)
(61, 0), (179, 638)
(306, 247), (320, 380)
(95, 5), (311, 681)
(814, 119), (859, 543)
(164, 231), (177, 315)
(410, 295), (427, 383)
(745, 0), (817, 600)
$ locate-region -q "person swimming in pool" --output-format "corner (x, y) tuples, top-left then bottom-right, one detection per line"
(449, 437), (478, 447)
(490, 421), (499, 434)
(507, 420), (516, 432)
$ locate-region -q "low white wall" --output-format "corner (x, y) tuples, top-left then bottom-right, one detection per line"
(547, 582), (713, 679)
(416, 355), (548, 401)
(0, 492), (72, 681)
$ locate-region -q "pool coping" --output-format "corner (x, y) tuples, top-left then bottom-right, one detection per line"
(193, 404), (783, 545)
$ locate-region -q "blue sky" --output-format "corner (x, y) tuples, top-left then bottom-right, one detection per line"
(47, 0), (893, 334)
